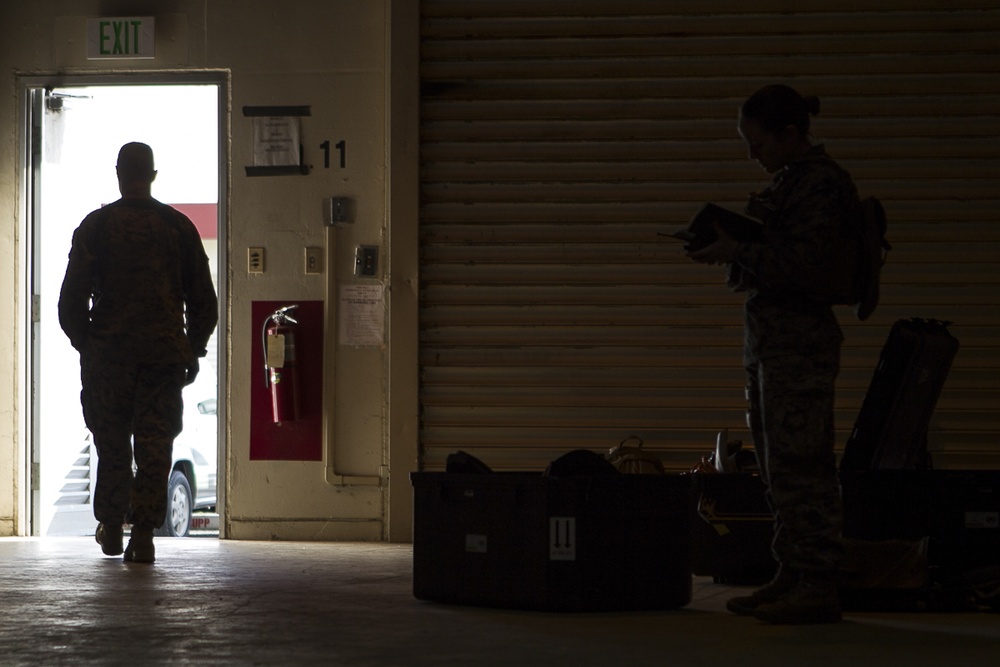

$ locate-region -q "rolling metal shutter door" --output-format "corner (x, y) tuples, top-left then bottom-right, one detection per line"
(418, 1), (1000, 472)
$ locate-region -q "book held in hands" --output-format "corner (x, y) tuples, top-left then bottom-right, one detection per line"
(670, 203), (763, 251)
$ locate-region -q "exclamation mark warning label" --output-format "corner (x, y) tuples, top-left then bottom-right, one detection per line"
(550, 517), (576, 561)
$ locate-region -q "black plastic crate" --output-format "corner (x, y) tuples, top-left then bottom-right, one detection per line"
(411, 472), (692, 611)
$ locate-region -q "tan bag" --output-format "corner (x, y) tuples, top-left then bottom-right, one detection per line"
(606, 436), (665, 474)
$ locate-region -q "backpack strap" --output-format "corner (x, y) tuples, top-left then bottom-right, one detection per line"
(854, 197), (891, 321)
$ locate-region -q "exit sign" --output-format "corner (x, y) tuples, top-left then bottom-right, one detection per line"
(87, 17), (155, 60)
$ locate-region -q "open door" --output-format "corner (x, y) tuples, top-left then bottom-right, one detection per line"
(22, 78), (225, 538)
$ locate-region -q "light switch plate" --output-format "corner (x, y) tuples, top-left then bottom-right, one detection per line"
(248, 247), (265, 273)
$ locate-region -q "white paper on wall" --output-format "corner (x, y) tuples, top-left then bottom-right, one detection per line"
(339, 284), (384, 347)
(252, 116), (300, 166)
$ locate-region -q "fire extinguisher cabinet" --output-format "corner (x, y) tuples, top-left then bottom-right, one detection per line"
(250, 300), (324, 461)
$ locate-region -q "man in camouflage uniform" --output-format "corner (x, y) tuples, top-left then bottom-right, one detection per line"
(59, 142), (218, 563)
(689, 85), (857, 624)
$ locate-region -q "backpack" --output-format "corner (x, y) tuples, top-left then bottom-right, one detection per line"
(605, 435), (666, 474)
(445, 450), (493, 474)
(818, 196), (891, 321)
(543, 449), (620, 477)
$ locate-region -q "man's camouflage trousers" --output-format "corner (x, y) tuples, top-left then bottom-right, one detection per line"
(80, 354), (187, 531)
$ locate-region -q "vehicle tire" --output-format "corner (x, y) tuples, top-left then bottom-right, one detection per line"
(155, 470), (193, 537)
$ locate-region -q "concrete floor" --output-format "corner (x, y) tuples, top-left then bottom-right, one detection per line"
(1, 537), (998, 666)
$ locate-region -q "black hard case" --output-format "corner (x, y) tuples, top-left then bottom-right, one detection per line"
(689, 472), (776, 584)
(690, 470), (1000, 588)
(692, 318), (963, 583)
(840, 318), (959, 471)
(410, 472), (693, 611)
(841, 470), (1000, 574)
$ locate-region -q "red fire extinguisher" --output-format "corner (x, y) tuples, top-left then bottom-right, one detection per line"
(262, 304), (300, 423)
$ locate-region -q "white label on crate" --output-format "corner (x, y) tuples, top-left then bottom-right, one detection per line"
(550, 517), (576, 561)
(465, 534), (487, 553)
(965, 512), (999, 529)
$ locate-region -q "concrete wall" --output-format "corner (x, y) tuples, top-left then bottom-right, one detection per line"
(0, 1), (419, 541)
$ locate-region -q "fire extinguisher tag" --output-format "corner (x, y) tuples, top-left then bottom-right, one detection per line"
(266, 334), (286, 368)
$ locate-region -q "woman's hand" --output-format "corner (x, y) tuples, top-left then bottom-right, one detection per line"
(687, 224), (739, 265)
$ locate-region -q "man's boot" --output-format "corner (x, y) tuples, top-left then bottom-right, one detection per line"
(124, 528), (156, 563)
(95, 523), (124, 556)
(726, 567), (799, 616)
(753, 577), (842, 624)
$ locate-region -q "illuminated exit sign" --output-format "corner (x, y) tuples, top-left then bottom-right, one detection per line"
(87, 17), (155, 60)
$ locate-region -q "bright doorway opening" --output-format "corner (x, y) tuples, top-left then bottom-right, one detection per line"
(28, 82), (222, 538)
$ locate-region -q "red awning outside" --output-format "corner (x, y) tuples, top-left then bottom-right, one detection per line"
(171, 203), (218, 240)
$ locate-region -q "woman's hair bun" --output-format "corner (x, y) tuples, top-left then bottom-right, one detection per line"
(804, 95), (821, 116)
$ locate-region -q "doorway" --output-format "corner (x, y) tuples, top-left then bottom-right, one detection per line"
(22, 78), (225, 538)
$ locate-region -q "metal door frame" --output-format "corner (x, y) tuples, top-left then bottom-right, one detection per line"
(16, 70), (230, 537)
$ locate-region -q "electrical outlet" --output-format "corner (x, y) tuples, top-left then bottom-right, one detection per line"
(305, 247), (323, 274)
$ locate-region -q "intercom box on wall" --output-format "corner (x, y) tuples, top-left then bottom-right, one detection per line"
(323, 197), (354, 225)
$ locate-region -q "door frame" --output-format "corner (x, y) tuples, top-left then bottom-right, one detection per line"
(16, 70), (230, 537)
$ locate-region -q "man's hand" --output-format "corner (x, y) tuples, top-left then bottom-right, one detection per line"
(185, 358), (200, 386)
(687, 223), (739, 266)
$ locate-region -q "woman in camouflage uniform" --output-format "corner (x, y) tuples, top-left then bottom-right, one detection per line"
(688, 85), (858, 624)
